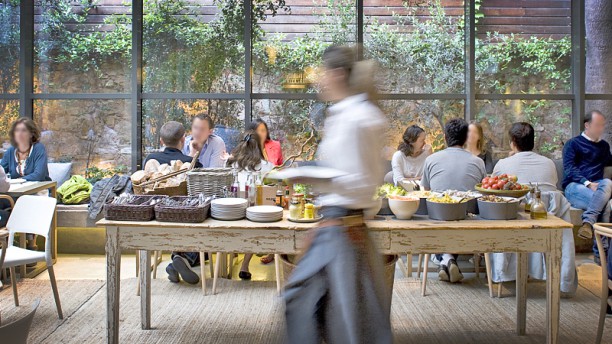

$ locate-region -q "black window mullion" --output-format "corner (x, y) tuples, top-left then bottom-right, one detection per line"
(132, 0), (144, 171)
(19, 1), (34, 119)
(571, 0), (586, 136)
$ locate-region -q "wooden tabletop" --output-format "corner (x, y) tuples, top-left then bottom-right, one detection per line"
(7, 181), (56, 196)
(97, 211), (571, 231)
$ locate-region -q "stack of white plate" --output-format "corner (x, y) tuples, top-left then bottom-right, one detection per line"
(211, 198), (249, 220)
(246, 205), (284, 223)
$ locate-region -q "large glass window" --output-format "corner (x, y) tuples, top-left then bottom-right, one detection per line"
(34, 100), (131, 174)
(34, 0), (131, 93)
(475, 100), (571, 160)
(143, 99), (245, 157)
(364, 0), (465, 94)
(143, 0), (245, 94)
(252, 0), (356, 93)
(0, 0), (19, 94)
(475, 1), (571, 94)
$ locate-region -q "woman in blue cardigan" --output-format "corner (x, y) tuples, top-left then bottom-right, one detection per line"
(1, 118), (50, 182)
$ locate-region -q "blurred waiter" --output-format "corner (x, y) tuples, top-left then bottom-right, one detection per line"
(283, 46), (393, 344)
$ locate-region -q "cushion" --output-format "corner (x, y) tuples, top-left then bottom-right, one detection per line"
(48, 163), (72, 188)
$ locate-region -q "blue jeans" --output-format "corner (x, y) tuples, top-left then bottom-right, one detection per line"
(565, 179), (612, 225)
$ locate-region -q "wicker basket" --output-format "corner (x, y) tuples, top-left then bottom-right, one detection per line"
(105, 195), (167, 221)
(187, 168), (234, 197)
(154, 196), (210, 223)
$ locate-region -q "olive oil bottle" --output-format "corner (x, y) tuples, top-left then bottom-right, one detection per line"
(530, 184), (547, 220)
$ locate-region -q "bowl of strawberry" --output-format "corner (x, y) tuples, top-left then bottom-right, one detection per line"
(475, 174), (531, 198)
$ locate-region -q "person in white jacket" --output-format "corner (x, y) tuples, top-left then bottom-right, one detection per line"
(283, 46), (392, 344)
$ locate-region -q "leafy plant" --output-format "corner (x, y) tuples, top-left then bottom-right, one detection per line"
(85, 165), (129, 184)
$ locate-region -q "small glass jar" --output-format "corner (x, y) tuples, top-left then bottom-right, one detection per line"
(304, 203), (315, 219)
(289, 197), (301, 219)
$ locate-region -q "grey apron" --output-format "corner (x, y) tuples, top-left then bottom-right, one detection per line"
(283, 207), (393, 344)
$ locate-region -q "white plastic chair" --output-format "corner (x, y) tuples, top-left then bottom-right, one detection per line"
(593, 223), (612, 344)
(3, 195), (63, 319)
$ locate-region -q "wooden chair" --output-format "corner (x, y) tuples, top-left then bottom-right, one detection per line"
(2, 195), (63, 318)
(0, 299), (40, 344)
(412, 253), (494, 297)
(593, 223), (612, 344)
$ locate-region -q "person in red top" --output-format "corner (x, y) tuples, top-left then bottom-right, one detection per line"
(249, 118), (284, 264)
(250, 118), (284, 166)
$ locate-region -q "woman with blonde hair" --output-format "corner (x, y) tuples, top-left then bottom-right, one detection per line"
(466, 121), (494, 174)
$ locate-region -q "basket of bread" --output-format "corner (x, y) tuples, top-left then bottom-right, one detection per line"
(131, 157), (197, 196)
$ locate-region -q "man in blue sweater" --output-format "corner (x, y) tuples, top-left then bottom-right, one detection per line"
(563, 110), (612, 240)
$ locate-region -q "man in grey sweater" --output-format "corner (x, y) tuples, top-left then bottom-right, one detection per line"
(421, 118), (487, 283)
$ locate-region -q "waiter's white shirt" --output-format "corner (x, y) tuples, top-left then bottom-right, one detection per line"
(316, 93), (387, 210)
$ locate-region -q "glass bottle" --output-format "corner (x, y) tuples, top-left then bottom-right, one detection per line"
(230, 170), (239, 198)
(525, 183), (534, 212)
(530, 187), (547, 220)
(247, 172), (256, 206)
(289, 197), (301, 219)
(275, 182), (284, 207)
(255, 172), (263, 205)
(284, 186), (290, 209)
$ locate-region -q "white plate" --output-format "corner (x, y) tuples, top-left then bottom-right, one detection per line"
(211, 198), (248, 206)
(8, 178), (26, 184)
(267, 166), (347, 181)
(247, 205), (284, 214)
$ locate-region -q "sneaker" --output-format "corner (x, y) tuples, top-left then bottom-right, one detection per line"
(438, 264), (450, 282)
(166, 263), (179, 283)
(578, 222), (593, 240)
(172, 256), (200, 285)
(448, 259), (464, 283)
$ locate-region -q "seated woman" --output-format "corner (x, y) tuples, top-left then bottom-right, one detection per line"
(391, 125), (432, 186)
(1, 118), (50, 182)
(249, 118), (284, 265)
(227, 130), (274, 280)
(466, 122), (494, 174)
(0, 118), (50, 250)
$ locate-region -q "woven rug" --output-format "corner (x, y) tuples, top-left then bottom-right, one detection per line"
(2, 275), (612, 343)
(0, 279), (104, 343)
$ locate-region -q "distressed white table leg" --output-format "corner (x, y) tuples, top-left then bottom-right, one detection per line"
(516, 252), (528, 335)
(199, 252), (207, 295)
(546, 230), (562, 344)
(106, 226), (121, 344)
(421, 254), (430, 297)
(484, 253), (494, 298)
(213, 252), (222, 295)
(139, 250), (151, 330)
(275, 254), (282, 295)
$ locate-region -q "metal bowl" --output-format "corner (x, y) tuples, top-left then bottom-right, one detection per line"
(426, 200), (468, 221)
(477, 197), (520, 220)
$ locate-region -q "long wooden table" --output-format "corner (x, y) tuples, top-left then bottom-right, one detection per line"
(98, 212), (570, 344)
(5, 181), (58, 278)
